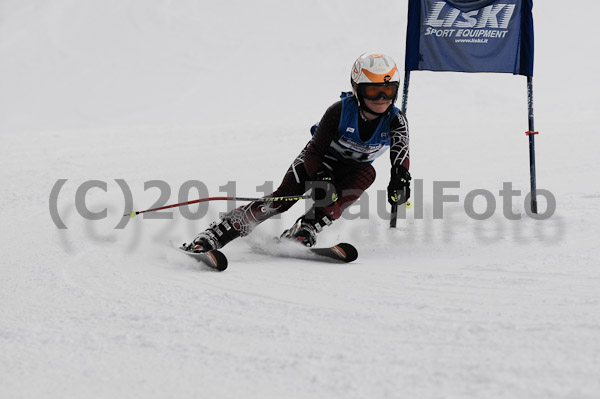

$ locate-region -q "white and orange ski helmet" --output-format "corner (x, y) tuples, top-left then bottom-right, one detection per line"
(351, 53), (400, 114)
(351, 53), (399, 86)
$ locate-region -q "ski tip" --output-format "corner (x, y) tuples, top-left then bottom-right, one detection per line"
(176, 243), (228, 272)
(208, 250), (228, 271)
(334, 243), (358, 262)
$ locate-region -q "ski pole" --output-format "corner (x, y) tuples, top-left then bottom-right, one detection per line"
(391, 70), (412, 228)
(125, 194), (312, 218)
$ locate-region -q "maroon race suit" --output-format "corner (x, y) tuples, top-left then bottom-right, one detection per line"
(207, 99), (410, 240)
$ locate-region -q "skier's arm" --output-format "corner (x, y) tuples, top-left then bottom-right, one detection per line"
(388, 111), (411, 205)
(389, 111), (410, 170)
(303, 102), (342, 178)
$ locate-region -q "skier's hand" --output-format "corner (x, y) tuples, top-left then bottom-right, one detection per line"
(387, 165), (411, 206)
(311, 169), (338, 207)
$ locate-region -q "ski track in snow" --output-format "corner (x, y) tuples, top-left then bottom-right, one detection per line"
(2, 1), (600, 398)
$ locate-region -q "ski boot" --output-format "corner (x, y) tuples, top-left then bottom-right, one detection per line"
(280, 209), (332, 247)
(183, 217), (241, 253)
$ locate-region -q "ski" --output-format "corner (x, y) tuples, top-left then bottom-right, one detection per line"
(252, 240), (358, 263)
(175, 243), (228, 271)
(309, 243), (358, 263)
(173, 240), (356, 270)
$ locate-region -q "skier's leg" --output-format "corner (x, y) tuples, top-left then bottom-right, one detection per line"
(281, 162), (376, 247)
(325, 161), (377, 218)
(187, 148), (311, 252)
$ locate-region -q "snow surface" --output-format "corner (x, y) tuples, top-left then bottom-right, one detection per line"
(1, 1), (600, 398)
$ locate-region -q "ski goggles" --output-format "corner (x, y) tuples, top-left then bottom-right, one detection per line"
(359, 83), (399, 100)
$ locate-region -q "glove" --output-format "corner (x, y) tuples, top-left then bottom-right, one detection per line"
(387, 165), (411, 206)
(311, 169), (338, 207)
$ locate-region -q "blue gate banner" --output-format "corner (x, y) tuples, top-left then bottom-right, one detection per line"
(405, 0), (534, 75)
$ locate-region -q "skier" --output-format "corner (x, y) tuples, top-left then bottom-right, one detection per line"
(184, 53), (411, 252)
